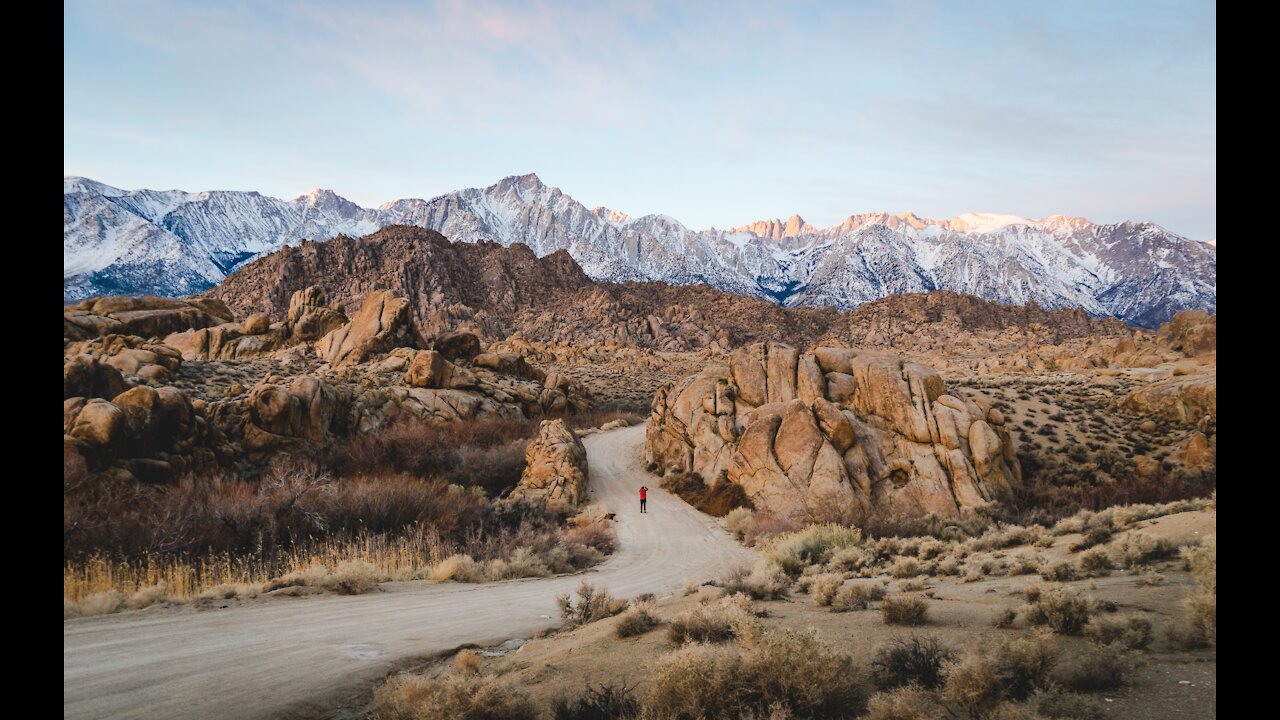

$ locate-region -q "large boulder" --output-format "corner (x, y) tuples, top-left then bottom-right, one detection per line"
(646, 343), (1021, 520)
(1121, 374), (1216, 423)
(243, 376), (349, 456)
(315, 290), (425, 366)
(509, 419), (589, 509)
(63, 354), (130, 400)
(433, 330), (482, 361)
(1158, 310), (1216, 358)
(286, 286), (348, 343)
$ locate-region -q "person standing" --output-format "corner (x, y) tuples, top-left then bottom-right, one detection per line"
(639, 485), (648, 513)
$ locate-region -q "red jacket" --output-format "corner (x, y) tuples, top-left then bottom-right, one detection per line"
(639, 487), (648, 500)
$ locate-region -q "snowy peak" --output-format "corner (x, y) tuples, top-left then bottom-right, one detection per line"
(63, 174), (1216, 327)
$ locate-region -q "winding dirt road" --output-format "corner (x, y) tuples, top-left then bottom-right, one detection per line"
(63, 425), (753, 720)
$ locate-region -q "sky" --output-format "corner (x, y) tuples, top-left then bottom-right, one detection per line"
(64, 0), (1216, 240)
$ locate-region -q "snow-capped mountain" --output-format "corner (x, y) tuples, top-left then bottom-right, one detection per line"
(64, 173), (1216, 326)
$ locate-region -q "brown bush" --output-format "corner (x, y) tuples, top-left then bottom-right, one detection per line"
(882, 595), (930, 626)
(1085, 616), (1152, 650)
(558, 581), (627, 628)
(667, 594), (759, 644)
(373, 673), (538, 720)
(865, 686), (941, 720)
(647, 629), (867, 719)
(615, 600), (660, 639)
(1022, 584), (1091, 635)
(563, 519), (618, 556)
(942, 634), (1058, 715)
(1051, 645), (1133, 691)
(872, 636), (954, 690)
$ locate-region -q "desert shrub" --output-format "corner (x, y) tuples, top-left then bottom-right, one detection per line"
(1006, 555), (1041, 576)
(810, 574), (844, 607)
(1167, 590), (1216, 649)
(127, 582), (169, 610)
(1030, 688), (1104, 720)
(865, 686), (940, 720)
(1116, 533), (1177, 568)
(720, 561), (791, 600)
(1085, 616), (1152, 650)
(871, 636), (954, 690)
(647, 629), (867, 720)
(558, 581), (626, 628)
(828, 545), (875, 572)
(890, 558), (921, 579)
(562, 519), (618, 556)
(615, 600), (659, 638)
(1039, 561), (1078, 582)
(429, 554), (482, 583)
(373, 673), (538, 720)
(1067, 526), (1113, 553)
(741, 512), (803, 547)
(942, 633), (1058, 715)
(1051, 645), (1133, 691)
(882, 595), (930, 626)
(551, 684), (640, 720)
(76, 590), (125, 616)
(1180, 537), (1216, 593)
(667, 594), (759, 644)
(992, 608), (1018, 629)
(1023, 585), (1091, 635)
(453, 650), (482, 676)
(1077, 548), (1113, 576)
(322, 560), (382, 595)
(724, 507), (755, 540)
(764, 524), (863, 576)
(832, 583), (882, 612)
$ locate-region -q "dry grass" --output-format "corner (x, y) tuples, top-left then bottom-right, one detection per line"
(667, 593), (760, 645)
(614, 600), (660, 639)
(763, 524), (862, 577)
(453, 650), (483, 677)
(882, 595), (930, 626)
(373, 673), (539, 720)
(719, 561), (791, 600)
(647, 629), (867, 720)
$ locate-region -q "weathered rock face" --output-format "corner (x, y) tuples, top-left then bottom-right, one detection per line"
(1121, 374), (1217, 424)
(316, 290), (425, 366)
(163, 286), (349, 361)
(64, 354), (130, 400)
(285, 286), (348, 344)
(433, 330), (482, 361)
(64, 296), (233, 342)
(1158, 310), (1216, 358)
(645, 342), (1020, 520)
(509, 419), (589, 509)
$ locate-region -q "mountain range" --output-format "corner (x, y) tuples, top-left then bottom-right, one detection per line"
(63, 173), (1216, 327)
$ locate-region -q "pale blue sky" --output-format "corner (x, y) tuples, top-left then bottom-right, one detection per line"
(64, 0), (1216, 240)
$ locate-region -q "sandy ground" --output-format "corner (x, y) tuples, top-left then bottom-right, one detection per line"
(62, 425), (753, 720)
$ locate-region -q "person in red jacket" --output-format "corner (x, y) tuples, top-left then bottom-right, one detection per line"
(639, 485), (648, 513)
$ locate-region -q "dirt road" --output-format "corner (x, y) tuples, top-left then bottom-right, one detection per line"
(63, 424), (753, 720)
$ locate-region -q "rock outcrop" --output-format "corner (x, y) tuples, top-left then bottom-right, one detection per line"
(645, 342), (1020, 520)
(64, 384), (214, 483)
(163, 286), (348, 361)
(509, 419), (589, 509)
(316, 290), (425, 366)
(64, 296), (233, 342)
(1121, 374), (1217, 424)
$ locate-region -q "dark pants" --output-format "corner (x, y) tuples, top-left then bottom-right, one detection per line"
(640, 499), (647, 513)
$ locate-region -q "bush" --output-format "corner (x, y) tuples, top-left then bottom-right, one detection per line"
(562, 519), (618, 556)
(667, 594), (759, 644)
(720, 561), (791, 600)
(763, 524), (863, 577)
(724, 507), (755, 540)
(1168, 590), (1216, 649)
(322, 560), (382, 595)
(890, 558), (922, 578)
(865, 686), (941, 720)
(1078, 548), (1113, 576)
(1023, 584), (1091, 635)
(453, 650), (482, 676)
(552, 684), (640, 720)
(810, 574), (844, 607)
(832, 583), (882, 612)
(373, 674), (539, 720)
(882, 595), (929, 626)
(647, 629), (867, 720)
(558, 581), (627, 628)
(615, 600), (659, 638)
(1181, 537), (1216, 593)
(1030, 688), (1105, 720)
(871, 636), (954, 690)
(1084, 616), (1152, 650)
(992, 608), (1018, 629)
(429, 554), (483, 583)
(1052, 645), (1133, 691)
(942, 633), (1058, 715)
(1039, 561), (1078, 582)
(1116, 533), (1177, 568)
